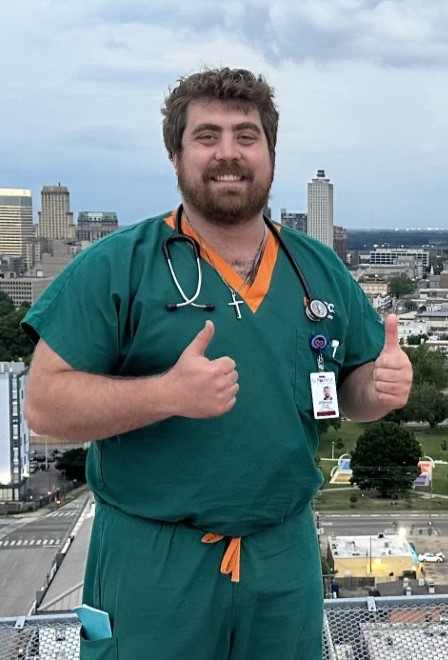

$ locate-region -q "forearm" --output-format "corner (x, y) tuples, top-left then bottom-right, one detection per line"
(25, 369), (174, 442)
(25, 325), (238, 442)
(338, 362), (393, 422)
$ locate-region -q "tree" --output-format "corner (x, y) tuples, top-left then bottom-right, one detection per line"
(389, 275), (417, 298)
(0, 302), (33, 364)
(55, 448), (88, 482)
(0, 291), (15, 317)
(404, 343), (448, 389)
(405, 383), (448, 428)
(406, 334), (427, 346)
(317, 417), (342, 436)
(350, 422), (421, 497)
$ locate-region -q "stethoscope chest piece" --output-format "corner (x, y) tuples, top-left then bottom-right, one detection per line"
(305, 299), (329, 322)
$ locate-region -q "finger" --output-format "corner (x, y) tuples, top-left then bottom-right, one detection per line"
(184, 320), (215, 357)
(383, 314), (400, 352)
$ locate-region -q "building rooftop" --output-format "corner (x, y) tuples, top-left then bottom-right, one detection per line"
(329, 534), (411, 560)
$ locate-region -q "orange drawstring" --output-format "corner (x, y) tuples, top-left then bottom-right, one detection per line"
(201, 533), (241, 583)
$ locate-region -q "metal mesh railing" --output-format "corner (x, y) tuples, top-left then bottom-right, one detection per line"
(1, 595), (448, 659)
(0, 615), (80, 660)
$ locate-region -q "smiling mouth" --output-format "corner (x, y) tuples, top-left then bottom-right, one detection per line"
(212, 175), (244, 182)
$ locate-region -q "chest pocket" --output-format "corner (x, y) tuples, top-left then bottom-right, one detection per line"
(294, 332), (346, 413)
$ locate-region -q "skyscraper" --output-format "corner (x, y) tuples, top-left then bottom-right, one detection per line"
(0, 188), (34, 259)
(77, 211), (119, 243)
(307, 170), (334, 248)
(38, 184), (75, 240)
(280, 209), (307, 233)
(0, 361), (29, 501)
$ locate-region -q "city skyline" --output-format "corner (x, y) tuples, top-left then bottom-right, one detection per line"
(1, 2), (448, 229)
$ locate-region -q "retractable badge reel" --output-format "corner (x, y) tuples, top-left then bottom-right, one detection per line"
(309, 334), (339, 420)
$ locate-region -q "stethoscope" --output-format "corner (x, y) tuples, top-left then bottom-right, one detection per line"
(163, 205), (330, 322)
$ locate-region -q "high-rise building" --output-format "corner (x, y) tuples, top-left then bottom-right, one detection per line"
(307, 170), (333, 248)
(333, 225), (347, 263)
(77, 212), (119, 243)
(0, 188), (34, 260)
(38, 184), (75, 240)
(280, 210), (307, 233)
(0, 361), (29, 501)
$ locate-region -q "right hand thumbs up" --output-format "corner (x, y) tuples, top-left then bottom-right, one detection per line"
(183, 319), (215, 357)
(165, 321), (239, 419)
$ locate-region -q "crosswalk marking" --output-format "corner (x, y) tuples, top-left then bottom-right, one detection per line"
(0, 537), (62, 548)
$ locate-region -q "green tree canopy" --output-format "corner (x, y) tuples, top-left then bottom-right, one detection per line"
(0, 303), (33, 364)
(405, 384), (448, 428)
(350, 422), (421, 497)
(404, 343), (448, 389)
(389, 275), (417, 298)
(55, 447), (88, 482)
(0, 291), (15, 317)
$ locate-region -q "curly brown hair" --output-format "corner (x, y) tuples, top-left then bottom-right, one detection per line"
(161, 67), (279, 164)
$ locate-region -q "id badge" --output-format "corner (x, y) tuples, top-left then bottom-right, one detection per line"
(310, 371), (339, 420)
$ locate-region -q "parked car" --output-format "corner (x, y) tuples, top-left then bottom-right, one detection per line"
(418, 552), (445, 563)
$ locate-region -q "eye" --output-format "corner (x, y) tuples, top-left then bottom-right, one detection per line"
(237, 134), (258, 144)
(196, 133), (217, 143)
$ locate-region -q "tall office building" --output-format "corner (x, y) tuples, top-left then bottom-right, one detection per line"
(333, 225), (347, 263)
(280, 209), (307, 233)
(0, 361), (29, 501)
(38, 184), (75, 240)
(0, 188), (34, 259)
(307, 170), (333, 248)
(77, 212), (118, 243)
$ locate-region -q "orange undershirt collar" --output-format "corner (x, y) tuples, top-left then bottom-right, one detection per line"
(164, 210), (280, 313)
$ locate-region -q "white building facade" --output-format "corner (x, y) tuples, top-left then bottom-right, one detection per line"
(0, 362), (30, 501)
(307, 169), (333, 248)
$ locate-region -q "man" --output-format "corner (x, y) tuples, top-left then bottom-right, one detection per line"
(23, 68), (412, 659)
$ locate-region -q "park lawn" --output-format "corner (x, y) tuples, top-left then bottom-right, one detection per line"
(316, 420), (448, 511)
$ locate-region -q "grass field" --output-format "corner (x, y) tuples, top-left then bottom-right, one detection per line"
(315, 421), (448, 512)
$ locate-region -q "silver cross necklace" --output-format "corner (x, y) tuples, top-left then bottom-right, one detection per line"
(184, 215), (267, 319)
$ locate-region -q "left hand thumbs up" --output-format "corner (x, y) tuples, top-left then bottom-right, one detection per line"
(373, 313), (413, 409)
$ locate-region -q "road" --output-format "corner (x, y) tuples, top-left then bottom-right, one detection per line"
(318, 511), (448, 583)
(0, 496), (88, 617)
(318, 512), (448, 536)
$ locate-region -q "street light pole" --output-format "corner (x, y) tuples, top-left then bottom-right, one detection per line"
(423, 455), (434, 525)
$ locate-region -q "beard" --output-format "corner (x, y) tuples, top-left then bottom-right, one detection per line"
(176, 160), (273, 227)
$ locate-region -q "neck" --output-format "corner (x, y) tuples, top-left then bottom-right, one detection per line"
(184, 208), (268, 281)
(182, 203), (266, 254)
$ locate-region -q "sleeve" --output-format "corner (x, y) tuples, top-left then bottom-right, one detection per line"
(21, 244), (123, 374)
(338, 272), (385, 382)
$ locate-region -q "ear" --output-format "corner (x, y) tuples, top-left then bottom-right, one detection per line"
(172, 152), (179, 174)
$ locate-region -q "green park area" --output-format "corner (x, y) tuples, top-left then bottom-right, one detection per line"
(315, 421), (448, 513)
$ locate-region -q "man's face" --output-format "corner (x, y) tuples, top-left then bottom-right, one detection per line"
(324, 387), (331, 399)
(173, 99), (274, 226)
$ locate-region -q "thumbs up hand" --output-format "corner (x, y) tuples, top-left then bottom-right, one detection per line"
(373, 314), (413, 409)
(164, 320), (239, 418)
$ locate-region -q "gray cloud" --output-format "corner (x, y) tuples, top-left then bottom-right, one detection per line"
(86, 0), (448, 68)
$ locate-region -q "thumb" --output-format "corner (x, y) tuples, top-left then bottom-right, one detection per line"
(383, 314), (400, 353)
(184, 320), (215, 357)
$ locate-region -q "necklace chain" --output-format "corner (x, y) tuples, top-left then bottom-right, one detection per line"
(184, 214), (268, 295)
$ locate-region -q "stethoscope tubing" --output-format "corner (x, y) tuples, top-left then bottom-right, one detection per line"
(163, 205), (326, 320)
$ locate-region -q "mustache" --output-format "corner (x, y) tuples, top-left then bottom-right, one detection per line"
(202, 165), (254, 182)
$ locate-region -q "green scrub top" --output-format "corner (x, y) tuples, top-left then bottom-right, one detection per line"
(22, 211), (385, 537)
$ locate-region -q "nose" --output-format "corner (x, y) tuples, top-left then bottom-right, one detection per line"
(214, 135), (241, 161)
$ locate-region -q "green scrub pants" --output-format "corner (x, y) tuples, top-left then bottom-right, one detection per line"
(80, 500), (323, 660)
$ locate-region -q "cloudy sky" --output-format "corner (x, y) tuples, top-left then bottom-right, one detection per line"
(1, 0), (448, 229)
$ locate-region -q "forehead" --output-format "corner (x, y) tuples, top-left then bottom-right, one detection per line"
(184, 99), (264, 133)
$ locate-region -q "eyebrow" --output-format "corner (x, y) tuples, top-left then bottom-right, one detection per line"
(191, 122), (262, 136)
